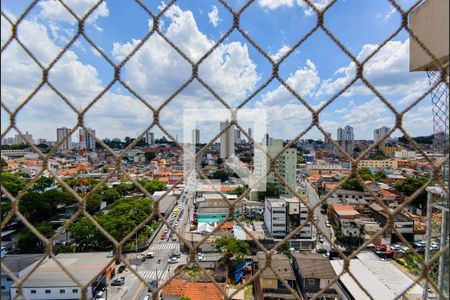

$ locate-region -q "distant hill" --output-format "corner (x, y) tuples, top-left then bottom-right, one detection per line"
(399, 135), (433, 145)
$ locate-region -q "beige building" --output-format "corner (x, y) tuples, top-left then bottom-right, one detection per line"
(358, 159), (398, 170)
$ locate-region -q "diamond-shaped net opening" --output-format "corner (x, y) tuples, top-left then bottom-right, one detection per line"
(1, 0), (449, 300)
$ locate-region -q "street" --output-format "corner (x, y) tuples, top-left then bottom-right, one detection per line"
(305, 181), (334, 251)
(106, 172), (197, 300)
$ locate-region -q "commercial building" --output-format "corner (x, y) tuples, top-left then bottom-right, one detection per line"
(56, 127), (72, 151)
(78, 128), (96, 151)
(373, 126), (390, 143)
(1, 254), (41, 300)
(264, 198), (287, 238)
(292, 253), (339, 300)
(219, 120), (235, 159)
(9, 253), (115, 300)
(192, 129), (200, 145)
(196, 194), (241, 224)
(357, 159), (398, 170)
(369, 203), (414, 241)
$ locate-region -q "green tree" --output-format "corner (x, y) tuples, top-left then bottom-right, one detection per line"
(144, 152), (157, 162)
(358, 167), (374, 181)
(341, 178), (364, 192)
(116, 183), (135, 196)
(279, 242), (291, 258)
(395, 175), (430, 209)
(16, 223), (53, 253)
(374, 171), (387, 182)
(0, 158), (7, 168)
(144, 179), (167, 194)
(19, 192), (53, 222)
(32, 177), (54, 191)
(226, 186), (245, 196)
(69, 217), (100, 250)
(86, 193), (102, 214)
(0, 172), (26, 196)
(210, 170), (229, 182)
(216, 157), (223, 165)
(266, 183), (280, 197)
(102, 188), (121, 204)
(216, 236), (250, 265)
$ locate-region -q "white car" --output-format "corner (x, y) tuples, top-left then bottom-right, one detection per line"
(325, 221), (330, 227)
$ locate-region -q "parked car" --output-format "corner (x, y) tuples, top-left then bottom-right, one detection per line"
(172, 236), (177, 242)
(163, 228), (169, 233)
(146, 252), (155, 258)
(117, 265), (126, 273)
(136, 254), (146, 262)
(168, 257), (179, 264)
(111, 277), (125, 286)
(161, 233), (166, 240)
(143, 292), (152, 300)
(325, 221), (331, 227)
(318, 235), (324, 243)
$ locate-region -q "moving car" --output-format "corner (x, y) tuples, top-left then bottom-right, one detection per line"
(325, 221), (331, 227)
(143, 292), (152, 300)
(168, 257), (179, 264)
(146, 252), (155, 258)
(111, 277), (125, 286)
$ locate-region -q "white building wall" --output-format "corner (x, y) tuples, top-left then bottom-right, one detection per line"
(10, 287), (92, 300)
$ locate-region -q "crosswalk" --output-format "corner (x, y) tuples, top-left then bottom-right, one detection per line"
(149, 242), (179, 251)
(138, 270), (170, 282)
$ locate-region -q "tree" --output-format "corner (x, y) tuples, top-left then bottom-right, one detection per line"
(358, 167), (374, 181)
(266, 183), (280, 197)
(395, 175), (430, 209)
(279, 242), (291, 258)
(210, 170), (229, 182)
(216, 157), (223, 165)
(69, 217), (99, 250)
(16, 223), (53, 253)
(144, 152), (156, 162)
(1, 172), (26, 196)
(116, 183), (135, 196)
(374, 171), (387, 183)
(216, 236), (250, 265)
(86, 193), (102, 214)
(144, 179), (167, 194)
(226, 186), (245, 196)
(0, 158), (7, 168)
(341, 178), (364, 192)
(103, 188), (121, 204)
(32, 176), (54, 192)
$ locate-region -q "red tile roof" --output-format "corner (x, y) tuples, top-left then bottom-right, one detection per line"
(162, 279), (225, 300)
(378, 189), (397, 197)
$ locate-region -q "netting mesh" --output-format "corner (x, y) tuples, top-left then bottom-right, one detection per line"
(1, 1), (449, 300)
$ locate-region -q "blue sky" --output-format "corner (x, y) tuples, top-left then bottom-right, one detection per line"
(1, 0), (433, 143)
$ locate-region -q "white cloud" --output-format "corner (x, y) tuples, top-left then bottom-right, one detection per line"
(261, 59), (320, 106)
(208, 5), (221, 27)
(112, 4), (259, 107)
(38, 0), (108, 29)
(258, 0), (331, 16)
(316, 39), (429, 103)
(270, 45), (291, 61)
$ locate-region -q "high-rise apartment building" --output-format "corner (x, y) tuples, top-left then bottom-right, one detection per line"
(79, 128), (96, 151)
(336, 125), (354, 156)
(234, 129), (241, 144)
(192, 129), (200, 145)
(144, 131), (154, 146)
(374, 126), (390, 143)
(14, 132), (34, 145)
(57, 127), (72, 151)
(255, 139), (297, 197)
(2, 137), (15, 145)
(248, 128), (252, 142)
(220, 120), (235, 159)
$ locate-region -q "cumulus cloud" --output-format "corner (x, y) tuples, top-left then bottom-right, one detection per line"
(270, 45), (291, 61)
(258, 0), (331, 16)
(38, 0), (109, 24)
(316, 39), (428, 103)
(112, 4), (259, 107)
(208, 5), (221, 27)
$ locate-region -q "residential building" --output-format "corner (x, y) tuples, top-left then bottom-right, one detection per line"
(358, 159), (399, 169)
(307, 164), (350, 177)
(284, 197), (313, 240)
(234, 128), (241, 144)
(36, 138), (47, 145)
(292, 253), (339, 300)
(14, 132), (34, 145)
(78, 128), (96, 151)
(162, 279), (226, 300)
(9, 253), (115, 300)
(248, 127), (252, 142)
(369, 203), (414, 241)
(373, 126), (390, 143)
(254, 252), (297, 300)
(264, 198), (287, 238)
(1, 254), (41, 300)
(394, 150), (417, 159)
(144, 130), (154, 146)
(255, 139), (297, 196)
(336, 125), (354, 156)
(192, 129), (200, 145)
(219, 120), (235, 159)
(329, 204), (361, 237)
(2, 137), (15, 145)
(56, 127), (72, 151)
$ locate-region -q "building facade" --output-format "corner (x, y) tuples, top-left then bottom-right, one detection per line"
(56, 127), (72, 151)
(78, 128), (96, 151)
(192, 129), (200, 145)
(219, 120), (235, 159)
(374, 126), (390, 143)
(144, 131), (154, 146)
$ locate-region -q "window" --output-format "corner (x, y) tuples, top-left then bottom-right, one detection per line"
(72, 289), (78, 293)
(45, 290), (51, 294)
(30, 290), (36, 294)
(60, 289), (66, 294)
(307, 279), (316, 285)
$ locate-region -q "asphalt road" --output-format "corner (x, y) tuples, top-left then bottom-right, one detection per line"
(106, 173), (197, 300)
(305, 181), (334, 251)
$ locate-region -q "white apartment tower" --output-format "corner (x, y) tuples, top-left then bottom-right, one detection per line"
(336, 125), (354, 156)
(220, 120), (235, 159)
(78, 128), (96, 151)
(14, 132), (34, 145)
(144, 131), (154, 146)
(192, 129), (200, 145)
(255, 139), (297, 197)
(57, 127), (72, 151)
(374, 126), (390, 143)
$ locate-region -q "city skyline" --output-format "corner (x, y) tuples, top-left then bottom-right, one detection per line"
(1, 0), (433, 142)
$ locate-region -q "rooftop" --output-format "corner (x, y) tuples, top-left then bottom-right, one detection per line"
(12, 252), (113, 288)
(292, 253), (336, 279)
(1, 254), (42, 274)
(162, 279), (225, 300)
(256, 252), (295, 280)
